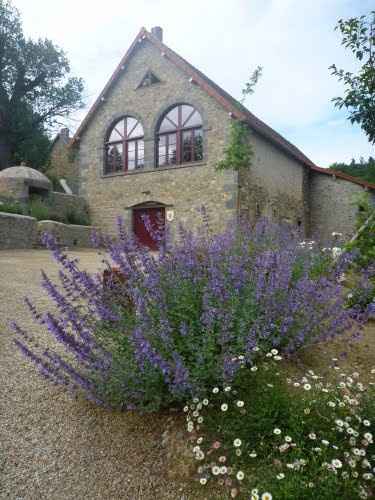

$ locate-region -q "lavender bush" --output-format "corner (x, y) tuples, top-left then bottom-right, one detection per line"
(12, 218), (363, 411)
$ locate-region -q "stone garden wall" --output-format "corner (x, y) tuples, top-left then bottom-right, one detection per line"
(0, 212), (38, 250)
(37, 221), (93, 248)
(48, 192), (89, 221)
(0, 212), (94, 250)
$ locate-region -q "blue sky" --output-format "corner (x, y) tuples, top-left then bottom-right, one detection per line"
(15, 0), (375, 166)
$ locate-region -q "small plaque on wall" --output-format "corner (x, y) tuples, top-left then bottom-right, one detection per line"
(166, 209), (174, 222)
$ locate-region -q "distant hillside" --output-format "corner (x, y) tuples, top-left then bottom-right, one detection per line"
(329, 157), (375, 184)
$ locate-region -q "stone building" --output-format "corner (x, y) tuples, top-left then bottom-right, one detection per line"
(48, 128), (79, 193)
(70, 26), (375, 247)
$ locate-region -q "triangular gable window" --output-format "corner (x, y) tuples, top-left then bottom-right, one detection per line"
(137, 70), (161, 89)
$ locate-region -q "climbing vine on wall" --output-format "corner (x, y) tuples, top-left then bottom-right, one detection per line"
(216, 120), (253, 172)
(216, 66), (262, 172)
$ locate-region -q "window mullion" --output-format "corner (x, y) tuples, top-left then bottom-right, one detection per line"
(124, 139), (128, 171)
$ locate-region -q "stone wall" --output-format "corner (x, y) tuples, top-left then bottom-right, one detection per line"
(0, 177), (29, 201)
(48, 192), (89, 222)
(0, 211), (94, 249)
(0, 212), (38, 249)
(239, 130), (308, 233)
(310, 171), (375, 242)
(48, 129), (79, 193)
(37, 221), (94, 248)
(76, 39), (237, 238)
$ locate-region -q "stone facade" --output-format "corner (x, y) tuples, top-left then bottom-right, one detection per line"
(76, 39), (237, 238)
(72, 28), (375, 243)
(48, 128), (79, 193)
(48, 192), (89, 223)
(239, 131), (309, 233)
(310, 172), (375, 243)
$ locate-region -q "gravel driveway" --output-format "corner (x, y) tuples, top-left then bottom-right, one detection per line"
(0, 250), (194, 500)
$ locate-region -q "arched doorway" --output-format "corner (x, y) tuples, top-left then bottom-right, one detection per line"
(132, 202), (166, 250)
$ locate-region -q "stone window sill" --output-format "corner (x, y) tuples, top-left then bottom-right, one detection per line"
(101, 161), (207, 178)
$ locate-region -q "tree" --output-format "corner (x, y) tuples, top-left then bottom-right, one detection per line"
(0, 0), (84, 169)
(329, 156), (375, 184)
(330, 11), (375, 143)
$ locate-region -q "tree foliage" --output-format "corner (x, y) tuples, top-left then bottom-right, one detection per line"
(0, 0), (84, 169)
(330, 11), (375, 143)
(329, 156), (375, 184)
(241, 65), (263, 104)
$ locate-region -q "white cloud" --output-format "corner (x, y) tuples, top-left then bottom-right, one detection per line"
(14, 0), (375, 164)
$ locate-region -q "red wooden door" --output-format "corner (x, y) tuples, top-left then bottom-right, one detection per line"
(133, 207), (165, 250)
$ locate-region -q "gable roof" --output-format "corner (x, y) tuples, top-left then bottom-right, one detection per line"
(71, 27), (315, 169)
(71, 28), (374, 191)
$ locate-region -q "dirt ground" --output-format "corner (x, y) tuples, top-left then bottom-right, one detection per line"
(0, 249), (373, 500)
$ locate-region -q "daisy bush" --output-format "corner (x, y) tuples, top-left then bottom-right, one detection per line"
(185, 351), (375, 499)
(11, 217), (362, 411)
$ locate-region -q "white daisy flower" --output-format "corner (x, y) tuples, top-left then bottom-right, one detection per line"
(236, 400), (245, 408)
(202, 398), (209, 406)
(276, 473), (285, 480)
(364, 433), (373, 443)
(261, 493), (273, 500)
(212, 387), (219, 394)
(221, 403), (228, 412)
(233, 438), (242, 447)
(304, 384), (312, 391)
(212, 465), (220, 475)
(273, 428), (282, 435)
(236, 471), (244, 481)
(199, 477), (207, 485)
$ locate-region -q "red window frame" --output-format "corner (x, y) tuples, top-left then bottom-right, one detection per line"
(104, 117), (144, 174)
(157, 104), (203, 167)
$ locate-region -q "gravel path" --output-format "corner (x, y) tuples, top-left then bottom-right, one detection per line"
(0, 250), (194, 500)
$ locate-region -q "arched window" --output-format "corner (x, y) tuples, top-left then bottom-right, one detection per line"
(157, 104), (203, 167)
(104, 116), (144, 174)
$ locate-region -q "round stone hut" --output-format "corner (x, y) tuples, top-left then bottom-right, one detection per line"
(0, 165), (52, 201)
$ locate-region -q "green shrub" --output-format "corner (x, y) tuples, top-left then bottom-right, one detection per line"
(65, 207), (90, 226)
(186, 352), (375, 499)
(0, 199), (26, 215)
(28, 197), (51, 220)
(346, 193), (375, 268)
